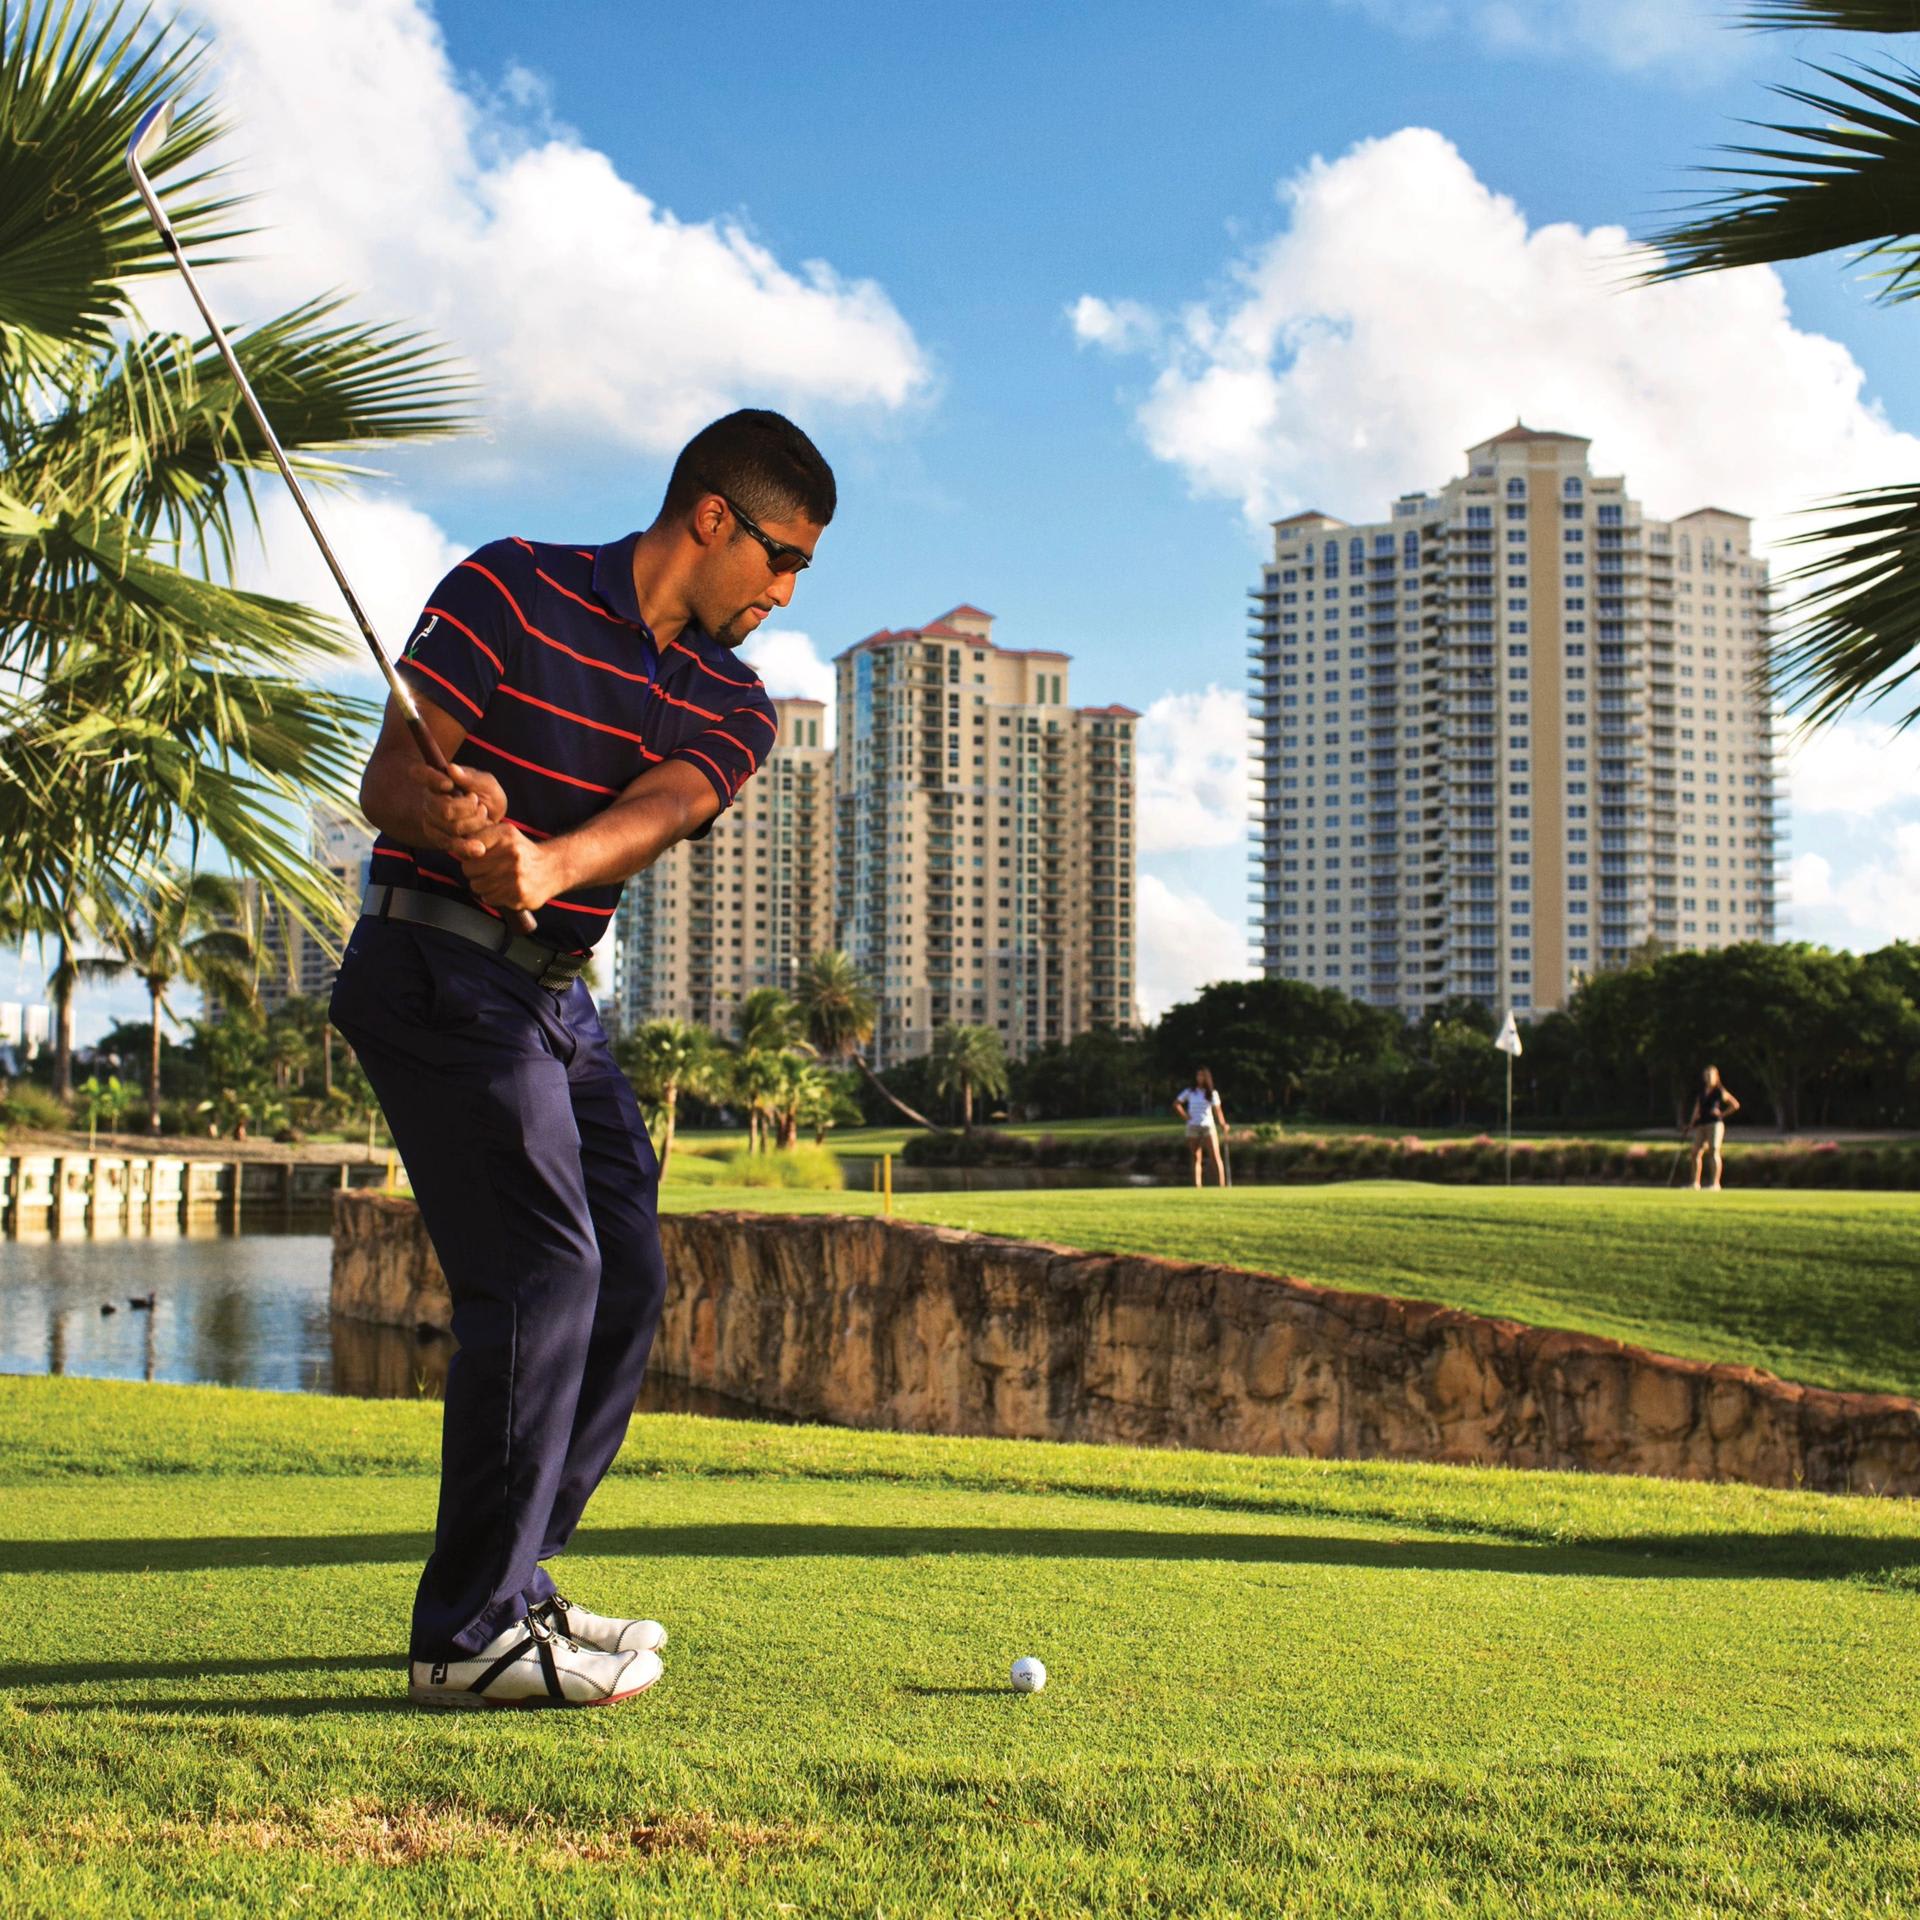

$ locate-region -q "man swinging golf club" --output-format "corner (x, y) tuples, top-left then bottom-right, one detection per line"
(330, 410), (834, 1708)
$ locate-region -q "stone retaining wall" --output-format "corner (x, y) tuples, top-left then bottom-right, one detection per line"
(330, 1192), (1920, 1495)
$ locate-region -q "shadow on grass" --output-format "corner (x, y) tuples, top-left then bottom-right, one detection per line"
(4, 1651), (412, 1717)
(2, 1523), (1914, 1581)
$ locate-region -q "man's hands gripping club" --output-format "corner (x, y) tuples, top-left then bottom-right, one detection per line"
(404, 761), (565, 915)
(361, 691), (725, 919)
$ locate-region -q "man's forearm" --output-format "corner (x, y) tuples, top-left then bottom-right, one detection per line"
(543, 785), (705, 893)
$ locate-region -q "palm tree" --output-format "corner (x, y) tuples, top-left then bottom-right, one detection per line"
(930, 1022), (1010, 1131)
(0, 4), (469, 990)
(96, 868), (255, 1131)
(616, 1020), (718, 1176)
(793, 949), (945, 1132)
(1641, 2), (1920, 728)
(728, 1045), (789, 1156)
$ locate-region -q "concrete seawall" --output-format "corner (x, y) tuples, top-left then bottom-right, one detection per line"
(331, 1192), (1920, 1496)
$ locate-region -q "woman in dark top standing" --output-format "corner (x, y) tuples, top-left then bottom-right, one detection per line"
(1688, 1065), (1741, 1192)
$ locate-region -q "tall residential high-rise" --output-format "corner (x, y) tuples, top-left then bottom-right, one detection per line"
(242, 802), (375, 1016)
(609, 696), (834, 1036)
(1249, 426), (1779, 1017)
(834, 606), (1137, 1068)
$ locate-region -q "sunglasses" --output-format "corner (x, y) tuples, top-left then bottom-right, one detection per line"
(697, 479), (812, 575)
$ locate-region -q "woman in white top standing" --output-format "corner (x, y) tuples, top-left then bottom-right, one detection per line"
(1172, 1067), (1227, 1189)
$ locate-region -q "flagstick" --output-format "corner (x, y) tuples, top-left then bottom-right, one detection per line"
(1505, 1049), (1513, 1186)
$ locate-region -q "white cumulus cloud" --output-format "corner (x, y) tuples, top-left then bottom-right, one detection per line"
(1790, 825), (1920, 950)
(173, 0), (931, 467)
(1072, 127), (1920, 551)
(1786, 720), (1920, 820)
(1136, 871), (1255, 1022)
(231, 490), (467, 695)
(1328, 0), (1753, 78)
(740, 627), (837, 743)
(1135, 685), (1248, 854)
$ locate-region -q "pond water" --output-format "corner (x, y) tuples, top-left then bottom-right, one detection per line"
(0, 1229), (785, 1418)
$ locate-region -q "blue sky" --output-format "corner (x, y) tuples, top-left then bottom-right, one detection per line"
(29, 0), (1920, 1044)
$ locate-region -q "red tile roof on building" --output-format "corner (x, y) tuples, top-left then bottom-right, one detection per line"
(834, 612), (1066, 662)
(1477, 422), (1591, 447)
(1674, 505), (1752, 522)
(1271, 509), (1340, 528)
(1080, 703), (1141, 718)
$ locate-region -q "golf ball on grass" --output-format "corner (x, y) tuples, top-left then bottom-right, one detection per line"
(1010, 1657), (1046, 1694)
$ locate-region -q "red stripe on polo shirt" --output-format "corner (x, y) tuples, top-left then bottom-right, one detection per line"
(706, 727), (752, 758)
(734, 705), (777, 734)
(538, 567), (632, 626)
(462, 562), (655, 687)
(403, 658), (483, 719)
(678, 746), (736, 797)
(496, 682), (663, 759)
(550, 896), (615, 917)
(649, 683), (722, 722)
(424, 604), (503, 674)
(465, 733), (619, 795)
(666, 638), (757, 687)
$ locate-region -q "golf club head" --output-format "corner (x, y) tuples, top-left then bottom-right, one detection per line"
(127, 99), (174, 181)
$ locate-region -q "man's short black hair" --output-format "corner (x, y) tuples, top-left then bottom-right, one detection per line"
(662, 409), (836, 528)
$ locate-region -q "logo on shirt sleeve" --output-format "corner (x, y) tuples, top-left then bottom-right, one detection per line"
(405, 614), (439, 658)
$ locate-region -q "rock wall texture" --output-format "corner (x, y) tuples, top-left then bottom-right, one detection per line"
(331, 1193), (1920, 1495)
(331, 1191), (452, 1334)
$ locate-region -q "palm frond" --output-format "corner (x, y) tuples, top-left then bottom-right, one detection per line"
(0, 0), (244, 373)
(20, 299), (472, 570)
(1766, 483), (1920, 728)
(1640, 61), (1920, 297)
(1742, 4), (1920, 28)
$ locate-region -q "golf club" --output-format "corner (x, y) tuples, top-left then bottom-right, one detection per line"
(124, 100), (537, 936)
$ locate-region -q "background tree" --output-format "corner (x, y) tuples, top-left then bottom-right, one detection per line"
(930, 1022), (1009, 1130)
(616, 1019), (718, 1175)
(793, 948), (944, 1131)
(95, 867), (254, 1130)
(0, 3), (468, 1023)
(1643, 1), (1920, 729)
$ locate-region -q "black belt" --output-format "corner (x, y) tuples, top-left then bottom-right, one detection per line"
(361, 883), (590, 993)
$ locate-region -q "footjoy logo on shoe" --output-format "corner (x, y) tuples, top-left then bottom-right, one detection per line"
(430, 1663), (448, 1685)
(406, 614), (438, 658)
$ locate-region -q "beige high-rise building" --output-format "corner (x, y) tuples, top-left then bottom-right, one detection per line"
(610, 696), (834, 1036)
(834, 606), (1138, 1068)
(1249, 426), (1779, 1017)
(237, 802), (374, 1016)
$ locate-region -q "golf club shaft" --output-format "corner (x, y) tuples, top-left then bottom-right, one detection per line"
(125, 107), (538, 936)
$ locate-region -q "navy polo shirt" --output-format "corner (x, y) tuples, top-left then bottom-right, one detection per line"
(372, 532), (778, 953)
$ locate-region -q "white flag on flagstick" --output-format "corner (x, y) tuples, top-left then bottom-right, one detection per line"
(1494, 1010), (1523, 1058)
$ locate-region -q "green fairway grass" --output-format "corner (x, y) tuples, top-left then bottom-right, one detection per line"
(3, 1377), (1918, 1917)
(657, 1183), (1920, 1401)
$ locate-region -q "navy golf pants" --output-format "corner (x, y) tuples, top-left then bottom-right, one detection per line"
(329, 915), (666, 1660)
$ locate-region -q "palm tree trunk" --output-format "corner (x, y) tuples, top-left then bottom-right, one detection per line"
(147, 982), (163, 1134)
(660, 1084), (677, 1177)
(850, 1052), (947, 1133)
(51, 950), (74, 1103)
(322, 1023), (334, 1098)
(963, 1079), (973, 1130)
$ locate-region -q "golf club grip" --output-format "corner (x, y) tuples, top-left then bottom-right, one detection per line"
(403, 712), (539, 937)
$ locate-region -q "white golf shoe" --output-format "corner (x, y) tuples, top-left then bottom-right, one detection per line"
(535, 1591), (669, 1655)
(408, 1611), (661, 1709)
